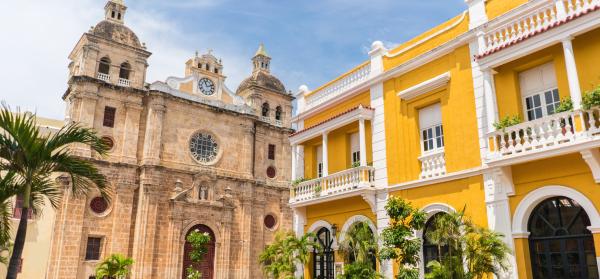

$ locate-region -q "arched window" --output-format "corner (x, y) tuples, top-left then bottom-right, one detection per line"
(275, 106), (282, 121)
(528, 196), (598, 278)
(262, 103), (270, 117)
(119, 62), (131, 80)
(423, 212), (451, 274)
(313, 227), (334, 279)
(98, 57), (111, 75)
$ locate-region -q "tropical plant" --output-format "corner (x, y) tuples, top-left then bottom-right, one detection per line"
(424, 208), (511, 279)
(338, 221), (381, 279)
(0, 106), (110, 279)
(184, 229), (211, 279)
(379, 196), (427, 279)
(95, 254), (134, 279)
(582, 85), (600, 110)
(493, 115), (522, 131)
(555, 97), (574, 113)
(291, 177), (307, 186)
(0, 172), (19, 265)
(259, 230), (318, 279)
(314, 185), (322, 195)
(351, 161), (361, 168)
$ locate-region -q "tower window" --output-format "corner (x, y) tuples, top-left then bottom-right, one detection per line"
(98, 57), (111, 75)
(205, 64), (210, 71)
(117, 13), (121, 20)
(275, 106), (282, 121)
(268, 144), (276, 160)
(119, 62), (131, 80)
(198, 63), (202, 69)
(85, 237), (102, 261)
(262, 103), (270, 117)
(103, 106), (116, 128)
(214, 68), (219, 74)
(111, 11), (115, 18)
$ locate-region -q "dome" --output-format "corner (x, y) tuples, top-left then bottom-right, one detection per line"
(237, 71), (286, 94)
(91, 20), (142, 48)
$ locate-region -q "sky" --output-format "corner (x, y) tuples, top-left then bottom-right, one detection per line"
(0, 0), (465, 119)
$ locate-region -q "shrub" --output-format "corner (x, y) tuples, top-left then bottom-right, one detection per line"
(493, 115), (522, 131)
(582, 86), (600, 110)
(555, 97), (573, 113)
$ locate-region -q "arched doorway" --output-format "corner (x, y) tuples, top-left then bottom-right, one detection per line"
(182, 224), (216, 279)
(313, 227), (334, 279)
(528, 196), (599, 279)
(422, 212), (451, 274)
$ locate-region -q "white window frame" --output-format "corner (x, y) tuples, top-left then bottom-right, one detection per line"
(519, 62), (561, 121)
(418, 104), (444, 155)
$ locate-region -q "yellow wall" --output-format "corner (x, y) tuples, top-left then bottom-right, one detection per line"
(493, 44), (570, 120)
(304, 91), (371, 128)
(508, 153), (600, 278)
(573, 27), (600, 93)
(383, 13), (469, 70)
(304, 196), (376, 278)
(384, 45), (480, 184)
(390, 175), (488, 227)
(485, 0), (528, 21)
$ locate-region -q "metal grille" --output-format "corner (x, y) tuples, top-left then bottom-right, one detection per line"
(189, 133), (218, 163)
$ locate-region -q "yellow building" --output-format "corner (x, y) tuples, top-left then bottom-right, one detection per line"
(289, 0), (600, 278)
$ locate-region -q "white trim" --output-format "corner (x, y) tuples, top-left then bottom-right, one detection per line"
(581, 149), (600, 183)
(289, 106), (374, 145)
(290, 187), (377, 208)
(387, 167), (484, 192)
(397, 72), (450, 100)
(338, 215), (377, 243)
(512, 185), (600, 236)
(417, 204), (456, 279)
(307, 220), (338, 249)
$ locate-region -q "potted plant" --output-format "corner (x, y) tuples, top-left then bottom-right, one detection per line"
(582, 86), (600, 110)
(314, 185), (322, 197)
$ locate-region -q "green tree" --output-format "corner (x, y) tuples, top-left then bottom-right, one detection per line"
(0, 172), (19, 265)
(379, 196), (427, 279)
(0, 106), (110, 279)
(338, 221), (382, 279)
(95, 254), (134, 279)
(425, 208), (511, 279)
(185, 229), (211, 279)
(259, 230), (318, 279)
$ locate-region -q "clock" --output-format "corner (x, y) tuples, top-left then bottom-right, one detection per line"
(198, 78), (215, 96)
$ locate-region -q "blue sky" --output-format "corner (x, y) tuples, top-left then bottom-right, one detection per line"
(0, 0), (465, 119)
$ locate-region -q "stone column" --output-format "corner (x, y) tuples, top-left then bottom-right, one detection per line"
(291, 144), (298, 180)
(238, 195), (253, 279)
(70, 91), (98, 157)
(120, 101), (142, 164)
(322, 132), (329, 177)
(292, 207), (307, 277)
(358, 117), (368, 166)
(142, 97), (166, 165)
(375, 191), (393, 278)
(218, 209), (233, 279)
(562, 38), (583, 110)
(483, 69), (499, 133)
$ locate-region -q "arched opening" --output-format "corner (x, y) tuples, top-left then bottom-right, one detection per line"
(528, 196), (598, 279)
(313, 227), (334, 279)
(262, 102), (270, 118)
(182, 224), (215, 279)
(344, 222), (376, 270)
(275, 106), (282, 121)
(119, 62), (131, 80)
(98, 57), (111, 75)
(422, 212), (451, 274)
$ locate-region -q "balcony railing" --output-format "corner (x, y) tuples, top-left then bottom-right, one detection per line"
(97, 73), (110, 82)
(304, 62), (371, 111)
(290, 166), (375, 203)
(419, 150), (447, 179)
(118, 78), (131, 87)
(261, 116), (271, 123)
(487, 108), (600, 162)
(479, 0), (600, 56)
(274, 119), (283, 127)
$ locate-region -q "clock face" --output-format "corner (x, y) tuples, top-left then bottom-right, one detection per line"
(198, 78), (215, 96)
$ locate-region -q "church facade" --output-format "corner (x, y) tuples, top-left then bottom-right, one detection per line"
(45, 1), (294, 278)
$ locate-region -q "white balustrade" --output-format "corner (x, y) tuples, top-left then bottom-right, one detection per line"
(290, 166), (375, 203)
(261, 116), (271, 123)
(275, 119), (283, 127)
(479, 0), (600, 55)
(97, 72), (110, 82)
(118, 78), (131, 87)
(418, 150), (447, 179)
(487, 110), (595, 159)
(305, 63), (371, 111)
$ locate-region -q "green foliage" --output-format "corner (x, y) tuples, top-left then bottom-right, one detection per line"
(424, 207), (511, 279)
(291, 177), (307, 186)
(259, 230), (318, 279)
(351, 161), (361, 168)
(314, 185), (322, 194)
(555, 97), (574, 113)
(339, 262), (383, 279)
(185, 230), (211, 279)
(379, 196), (426, 279)
(582, 85), (600, 110)
(0, 104), (110, 279)
(95, 254), (134, 279)
(493, 115), (522, 131)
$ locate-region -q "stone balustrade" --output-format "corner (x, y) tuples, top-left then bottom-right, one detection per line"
(290, 166), (375, 204)
(118, 78), (131, 87)
(418, 150), (447, 179)
(304, 62), (371, 111)
(97, 72), (110, 82)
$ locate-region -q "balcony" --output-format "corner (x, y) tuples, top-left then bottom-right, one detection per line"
(486, 109), (600, 165)
(290, 166), (375, 205)
(274, 119), (283, 127)
(117, 78), (131, 87)
(97, 73), (110, 82)
(419, 150), (447, 179)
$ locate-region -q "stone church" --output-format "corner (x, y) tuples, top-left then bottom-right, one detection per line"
(46, 0), (294, 278)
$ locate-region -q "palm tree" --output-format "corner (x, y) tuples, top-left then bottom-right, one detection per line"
(0, 106), (110, 279)
(259, 230), (318, 279)
(338, 221), (381, 279)
(95, 254), (134, 279)
(0, 172), (19, 265)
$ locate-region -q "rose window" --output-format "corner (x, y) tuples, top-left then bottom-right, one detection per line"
(190, 132), (219, 163)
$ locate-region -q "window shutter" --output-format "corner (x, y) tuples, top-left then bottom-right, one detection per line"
(350, 133), (359, 153)
(419, 103), (442, 129)
(103, 106), (116, 128)
(519, 62), (557, 97)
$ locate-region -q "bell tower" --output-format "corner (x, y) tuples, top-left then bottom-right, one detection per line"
(104, 0), (127, 24)
(252, 43), (271, 73)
